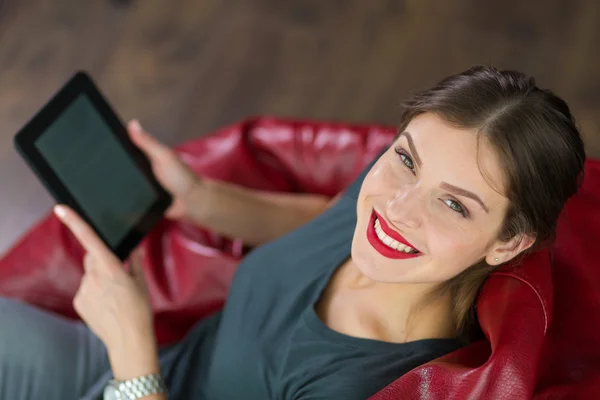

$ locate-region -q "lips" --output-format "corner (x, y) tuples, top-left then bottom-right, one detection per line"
(366, 210), (423, 260)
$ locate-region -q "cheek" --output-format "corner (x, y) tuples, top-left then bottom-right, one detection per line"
(360, 160), (407, 198)
(428, 226), (489, 266)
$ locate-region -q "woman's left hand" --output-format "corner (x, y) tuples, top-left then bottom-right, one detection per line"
(54, 204), (155, 354)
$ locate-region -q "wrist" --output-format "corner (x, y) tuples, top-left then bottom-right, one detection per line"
(183, 177), (212, 224)
(108, 333), (160, 381)
(105, 374), (167, 400)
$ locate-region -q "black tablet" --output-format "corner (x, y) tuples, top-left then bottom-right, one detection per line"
(13, 71), (173, 261)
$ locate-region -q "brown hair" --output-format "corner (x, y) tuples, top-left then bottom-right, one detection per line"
(398, 66), (586, 339)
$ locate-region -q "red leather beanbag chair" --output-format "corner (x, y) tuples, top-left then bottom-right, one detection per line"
(1, 117), (598, 399)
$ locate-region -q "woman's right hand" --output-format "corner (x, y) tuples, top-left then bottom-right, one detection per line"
(127, 119), (200, 220)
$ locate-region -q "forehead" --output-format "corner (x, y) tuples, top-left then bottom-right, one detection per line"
(400, 113), (508, 205)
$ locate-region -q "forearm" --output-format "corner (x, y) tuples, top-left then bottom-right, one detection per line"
(108, 333), (167, 399)
(183, 178), (332, 246)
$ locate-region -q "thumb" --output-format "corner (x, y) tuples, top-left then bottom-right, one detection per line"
(128, 120), (170, 160)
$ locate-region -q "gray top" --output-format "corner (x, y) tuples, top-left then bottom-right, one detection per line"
(85, 156), (463, 399)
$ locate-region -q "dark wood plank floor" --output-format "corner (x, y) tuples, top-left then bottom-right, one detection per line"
(1, 0), (599, 255)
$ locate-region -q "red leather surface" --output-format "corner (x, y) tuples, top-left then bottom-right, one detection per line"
(1, 117), (598, 399)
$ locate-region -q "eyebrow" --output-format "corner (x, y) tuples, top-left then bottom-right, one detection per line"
(440, 182), (489, 213)
(399, 131), (422, 168)
(398, 131), (490, 213)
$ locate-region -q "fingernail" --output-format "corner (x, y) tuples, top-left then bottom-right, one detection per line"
(54, 205), (67, 219)
(131, 119), (143, 134)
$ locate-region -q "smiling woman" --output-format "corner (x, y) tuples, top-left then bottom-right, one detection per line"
(0, 66), (588, 400)
(347, 66), (586, 342)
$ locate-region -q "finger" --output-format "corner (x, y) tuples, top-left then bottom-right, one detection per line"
(83, 252), (94, 272)
(73, 288), (83, 315)
(124, 246), (141, 272)
(129, 248), (149, 289)
(74, 272), (100, 317)
(78, 272), (93, 296)
(73, 273), (92, 313)
(54, 205), (121, 274)
(128, 247), (144, 270)
(131, 250), (145, 276)
(128, 120), (171, 161)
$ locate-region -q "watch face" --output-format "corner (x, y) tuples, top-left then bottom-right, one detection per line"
(103, 384), (121, 400)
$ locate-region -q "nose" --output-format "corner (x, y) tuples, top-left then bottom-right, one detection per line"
(385, 185), (423, 229)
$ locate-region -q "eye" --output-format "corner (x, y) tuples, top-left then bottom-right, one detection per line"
(394, 148), (415, 174)
(443, 199), (470, 218)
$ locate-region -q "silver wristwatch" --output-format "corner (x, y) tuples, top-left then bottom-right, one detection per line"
(103, 373), (167, 400)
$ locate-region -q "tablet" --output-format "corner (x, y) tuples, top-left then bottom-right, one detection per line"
(14, 71), (173, 261)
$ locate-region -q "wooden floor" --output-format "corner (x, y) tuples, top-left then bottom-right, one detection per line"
(0, 0), (599, 255)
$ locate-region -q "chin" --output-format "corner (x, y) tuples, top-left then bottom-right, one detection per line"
(350, 237), (411, 283)
(349, 244), (386, 282)
(349, 209), (425, 283)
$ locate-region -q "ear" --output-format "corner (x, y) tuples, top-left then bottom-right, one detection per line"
(486, 233), (536, 265)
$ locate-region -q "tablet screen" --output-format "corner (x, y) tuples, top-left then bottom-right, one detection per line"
(34, 94), (158, 248)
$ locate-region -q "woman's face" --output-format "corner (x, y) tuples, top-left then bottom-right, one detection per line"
(352, 112), (523, 284)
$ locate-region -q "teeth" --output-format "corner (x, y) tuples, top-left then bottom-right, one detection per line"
(374, 218), (418, 253)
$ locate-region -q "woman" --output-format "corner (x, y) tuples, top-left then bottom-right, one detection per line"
(0, 66), (586, 400)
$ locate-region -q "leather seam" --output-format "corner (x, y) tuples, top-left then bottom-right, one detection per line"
(491, 271), (548, 334)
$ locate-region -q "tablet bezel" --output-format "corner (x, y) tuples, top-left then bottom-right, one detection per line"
(13, 71), (173, 261)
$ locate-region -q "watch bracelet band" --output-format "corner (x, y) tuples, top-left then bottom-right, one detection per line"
(111, 373), (167, 399)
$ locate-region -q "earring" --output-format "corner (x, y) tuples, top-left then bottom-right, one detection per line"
(494, 257), (499, 262)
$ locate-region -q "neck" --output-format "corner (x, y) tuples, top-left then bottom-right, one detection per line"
(343, 259), (457, 343)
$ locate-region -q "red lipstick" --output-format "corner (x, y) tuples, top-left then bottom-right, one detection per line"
(366, 210), (422, 260)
